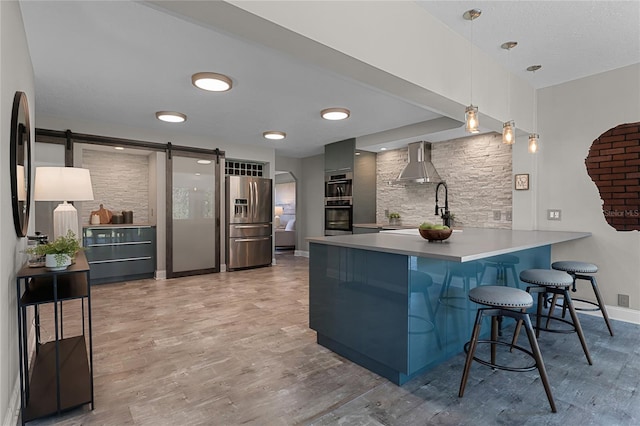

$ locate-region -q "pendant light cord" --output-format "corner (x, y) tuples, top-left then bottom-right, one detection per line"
(470, 18), (474, 105)
(507, 50), (511, 118)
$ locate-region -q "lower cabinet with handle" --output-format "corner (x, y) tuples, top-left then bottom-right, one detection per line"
(83, 225), (156, 284)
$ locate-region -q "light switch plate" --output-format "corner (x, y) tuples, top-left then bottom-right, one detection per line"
(547, 209), (562, 220)
(493, 211), (501, 220)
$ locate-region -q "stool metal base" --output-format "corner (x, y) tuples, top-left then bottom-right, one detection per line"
(459, 307), (557, 413)
(569, 273), (614, 336)
(513, 285), (593, 365)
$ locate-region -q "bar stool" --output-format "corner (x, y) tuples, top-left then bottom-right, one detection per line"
(515, 269), (593, 365)
(551, 261), (614, 336)
(458, 286), (556, 413)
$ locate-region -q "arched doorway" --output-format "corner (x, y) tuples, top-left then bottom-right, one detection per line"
(274, 171), (297, 252)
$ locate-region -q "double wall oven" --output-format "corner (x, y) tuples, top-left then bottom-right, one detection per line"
(324, 171), (353, 236)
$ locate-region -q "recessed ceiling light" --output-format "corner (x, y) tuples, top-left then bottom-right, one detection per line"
(114, 147), (125, 150)
(380, 147), (387, 151)
(321, 107), (350, 120)
(197, 159), (212, 165)
(263, 131), (286, 140)
(355, 151), (361, 156)
(156, 111), (186, 123)
(195, 173), (201, 176)
(192, 72), (233, 92)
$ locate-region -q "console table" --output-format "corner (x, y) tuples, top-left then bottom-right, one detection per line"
(16, 251), (94, 424)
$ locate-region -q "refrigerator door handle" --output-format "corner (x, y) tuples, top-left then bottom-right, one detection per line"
(233, 237), (271, 243)
(251, 182), (258, 222)
(253, 181), (258, 220)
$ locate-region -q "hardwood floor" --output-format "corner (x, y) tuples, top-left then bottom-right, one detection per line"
(30, 253), (639, 425)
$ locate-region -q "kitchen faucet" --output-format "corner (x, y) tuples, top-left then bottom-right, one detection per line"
(435, 181), (452, 228)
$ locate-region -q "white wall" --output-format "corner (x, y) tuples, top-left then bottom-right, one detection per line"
(298, 154), (324, 253)
(536, 64), (640, 312)
(1, 1), (35, 423)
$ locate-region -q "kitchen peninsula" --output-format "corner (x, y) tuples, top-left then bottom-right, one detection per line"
(308, 228), (590, 385)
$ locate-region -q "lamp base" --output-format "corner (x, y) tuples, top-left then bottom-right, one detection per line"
(53, 201), (79, 240)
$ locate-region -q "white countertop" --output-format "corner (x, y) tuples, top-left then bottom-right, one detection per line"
(307, 228), (591, 262)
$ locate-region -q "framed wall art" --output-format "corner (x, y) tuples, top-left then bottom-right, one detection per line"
(515, 173), (529, 190)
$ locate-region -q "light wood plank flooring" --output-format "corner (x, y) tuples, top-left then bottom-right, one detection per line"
(30, 253), (639, 425)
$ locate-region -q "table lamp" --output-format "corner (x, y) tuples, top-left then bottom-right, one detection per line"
(274, 206), (284, 228)
(34, 167), (94, 240)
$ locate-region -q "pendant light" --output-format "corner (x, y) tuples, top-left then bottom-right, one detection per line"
(527, 65), (542, 153)
(463, 9), (482, 134)
(501, 41), (517, 145)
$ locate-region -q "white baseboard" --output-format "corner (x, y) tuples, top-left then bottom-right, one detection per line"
(580, 304), (640, 325)
(4, 375), (20, 426)
(295, 250), (309, 258)
(220, 264), (227, 272)
(154, 270), (166, 280)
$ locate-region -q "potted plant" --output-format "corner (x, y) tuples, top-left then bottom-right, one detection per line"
(26, 230), (81, 270)
(389, 212), (401, 226)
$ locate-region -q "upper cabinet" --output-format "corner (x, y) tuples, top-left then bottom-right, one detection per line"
(324, 138), (355, 172)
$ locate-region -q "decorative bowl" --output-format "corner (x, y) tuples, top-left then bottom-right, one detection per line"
(419, 228), (453, 242)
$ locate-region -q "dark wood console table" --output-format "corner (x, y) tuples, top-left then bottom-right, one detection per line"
(16, 251), (94, 424)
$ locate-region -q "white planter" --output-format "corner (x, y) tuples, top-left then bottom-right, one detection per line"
(45, 253), (72, 271)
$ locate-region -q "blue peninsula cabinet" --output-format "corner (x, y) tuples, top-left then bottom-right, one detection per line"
(308, 228), (591, 385)
(83, 225), (156, 284)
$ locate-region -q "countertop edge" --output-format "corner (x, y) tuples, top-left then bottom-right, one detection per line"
(308, 229), (592, 262)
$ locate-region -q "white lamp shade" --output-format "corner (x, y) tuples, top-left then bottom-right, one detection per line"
(274, 206), (284, 217)
(34, 167), (94, 201)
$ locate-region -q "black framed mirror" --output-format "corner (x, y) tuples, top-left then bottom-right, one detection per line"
(10, 91), (32, 237)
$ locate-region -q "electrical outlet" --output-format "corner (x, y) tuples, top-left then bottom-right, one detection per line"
(505, 211), (512, 221)
(493, 211), (501, 221)
(618, 294), (630, 308)
(547, 209), (562, 220)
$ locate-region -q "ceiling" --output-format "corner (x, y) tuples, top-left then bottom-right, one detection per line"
(19, 1), (640, 159)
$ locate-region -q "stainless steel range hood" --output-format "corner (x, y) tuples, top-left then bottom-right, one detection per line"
(396, 141), (441, 183)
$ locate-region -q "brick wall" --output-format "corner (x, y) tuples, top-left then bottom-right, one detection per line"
(79, 150), (150, 224)
(585, 121), (640, 231)
(376, 133), (512, 228)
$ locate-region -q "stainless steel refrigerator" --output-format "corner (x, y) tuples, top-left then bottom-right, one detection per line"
(225, 176), (273, 271)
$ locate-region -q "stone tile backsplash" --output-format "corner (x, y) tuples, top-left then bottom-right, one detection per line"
(376, 133), (512, 229)
(80, 150), (150, 224)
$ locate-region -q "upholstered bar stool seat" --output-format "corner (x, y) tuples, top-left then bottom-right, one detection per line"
(459, 286), (556, 413)
(551, 261), (614, 336)
(517, 269), (593, 365)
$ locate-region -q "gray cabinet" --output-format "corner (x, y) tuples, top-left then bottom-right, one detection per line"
(324, 138), (377, 228)
(83, 226), (156, 284)
(353, 150), (376, 224)
(324, 138), (355, 172)
(352, 226), (380, 234)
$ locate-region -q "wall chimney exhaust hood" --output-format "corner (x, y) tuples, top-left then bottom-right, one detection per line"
(395, 141), (441, 183)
